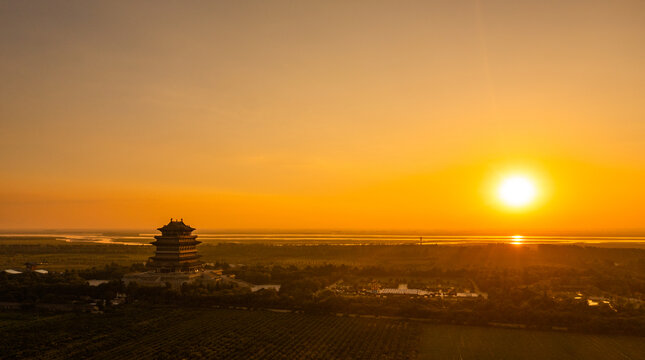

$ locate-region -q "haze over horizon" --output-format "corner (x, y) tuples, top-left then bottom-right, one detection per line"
(1, 1), (644, 233)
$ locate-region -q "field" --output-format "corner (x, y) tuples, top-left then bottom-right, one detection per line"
(418, 324), (645, 360)
(0, 243), (150, 271)
(1, 307), (644, 360)
(0, 307), (420, 360)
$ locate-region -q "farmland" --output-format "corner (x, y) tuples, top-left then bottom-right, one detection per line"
(418, 324), (645, 360)
(0, 307), (421, 360)
(1, 307), (644, 359)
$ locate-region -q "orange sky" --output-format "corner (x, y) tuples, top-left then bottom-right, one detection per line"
(1, 1), (644, 233)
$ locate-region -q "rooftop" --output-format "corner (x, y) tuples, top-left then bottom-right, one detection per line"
(157, 218), (195, 233)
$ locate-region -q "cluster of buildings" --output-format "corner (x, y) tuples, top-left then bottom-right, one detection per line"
(328, 281), (481, 299)
(573, 292), (616, 310)
(123, 219), (279, 292)
(378, 284), (479, 298)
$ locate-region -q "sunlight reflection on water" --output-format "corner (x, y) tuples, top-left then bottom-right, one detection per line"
(510, 235), (524, 245)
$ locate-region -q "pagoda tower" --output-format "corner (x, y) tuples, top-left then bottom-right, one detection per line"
(149, 219), (203, 273)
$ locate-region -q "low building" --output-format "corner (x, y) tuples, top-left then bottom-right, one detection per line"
(379, 288), (428, 295)
(379, 284), (429, 296)
(221, 275), (280, 292)
(88, 279), (110, 286)
(250, 284), (281, 292)
(456, 292), (479, 298)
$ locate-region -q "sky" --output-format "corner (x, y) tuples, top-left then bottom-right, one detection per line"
(1, 0), (644, 233)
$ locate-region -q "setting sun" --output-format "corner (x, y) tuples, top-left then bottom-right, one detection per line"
(498, 176), (537, 208)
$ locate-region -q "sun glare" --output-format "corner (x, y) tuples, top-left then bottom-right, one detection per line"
(511, 235), (524, 245)
(498, 176), (537, 208)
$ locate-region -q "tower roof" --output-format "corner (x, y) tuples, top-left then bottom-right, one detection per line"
(157, 218), (195, 232)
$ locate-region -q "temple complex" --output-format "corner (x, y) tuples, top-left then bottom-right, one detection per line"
(149, 219), (203, 273)
(123, 219), (220, 289)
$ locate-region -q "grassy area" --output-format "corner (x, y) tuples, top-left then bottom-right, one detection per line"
(0, 244), (150, 271)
